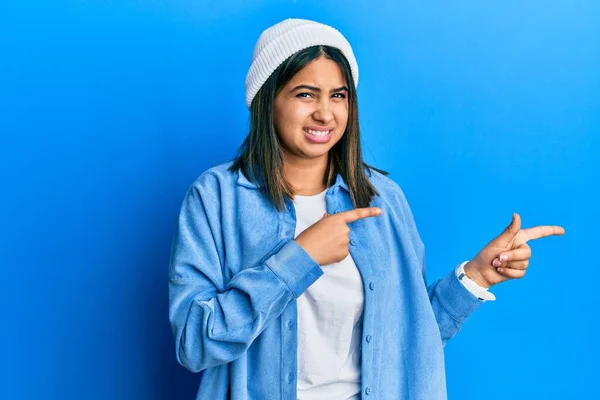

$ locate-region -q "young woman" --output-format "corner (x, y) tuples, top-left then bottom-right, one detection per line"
(168, 18), (565, 400)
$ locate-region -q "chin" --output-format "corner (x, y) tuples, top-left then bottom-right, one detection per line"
(303, 147), (332, 159)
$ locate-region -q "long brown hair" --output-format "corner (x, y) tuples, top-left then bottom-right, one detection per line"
(229, 45), (389, 212)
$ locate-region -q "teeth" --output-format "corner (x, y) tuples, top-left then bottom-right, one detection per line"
(304, 128), (330, 136)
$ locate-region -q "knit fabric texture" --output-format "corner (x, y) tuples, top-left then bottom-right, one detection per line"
(245, 18), (359, 108)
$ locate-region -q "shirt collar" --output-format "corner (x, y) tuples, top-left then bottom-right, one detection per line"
(236, 168), (350, 193)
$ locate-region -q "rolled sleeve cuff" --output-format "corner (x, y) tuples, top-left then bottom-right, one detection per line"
(265, 240), (323, 298)
(436, 264), (485, 323)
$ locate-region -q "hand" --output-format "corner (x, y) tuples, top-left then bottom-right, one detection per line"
(294, 207), (383, 266)
(464, 213), (565, 288)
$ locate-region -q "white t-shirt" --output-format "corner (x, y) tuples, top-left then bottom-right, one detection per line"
(292, 188), (363, 400)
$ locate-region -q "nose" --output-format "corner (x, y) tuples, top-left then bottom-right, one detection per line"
(312, 98), (334, 124)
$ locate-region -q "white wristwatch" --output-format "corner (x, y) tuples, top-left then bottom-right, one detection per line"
(456, 260), (496, 301)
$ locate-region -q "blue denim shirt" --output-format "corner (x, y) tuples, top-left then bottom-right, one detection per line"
(168, 160), (485, 400)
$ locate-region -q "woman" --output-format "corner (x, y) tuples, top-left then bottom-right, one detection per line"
(168, 18), (565, 400)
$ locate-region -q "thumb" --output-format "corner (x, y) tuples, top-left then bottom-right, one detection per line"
(492, 213), (521, 246)
(322, 212), (330, 219)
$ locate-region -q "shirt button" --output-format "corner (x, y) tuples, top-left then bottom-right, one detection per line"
(287, 203), (292, 212)
(350, 239), (356, 246)
(369, 282), (375, 290)
(286, 320), (294, 329)
(365, 386), (372, 395)
(287, 373), (294, 384)
(366, 334), (372, 343)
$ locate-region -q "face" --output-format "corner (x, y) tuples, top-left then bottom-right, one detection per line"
(273, 56), (349, 163)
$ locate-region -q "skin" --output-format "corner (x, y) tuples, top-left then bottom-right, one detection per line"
(273, 56), (349, 195)
(464, 213), (565, 288)
(295, 208), (383, 266)
(274, 54), (566, 284)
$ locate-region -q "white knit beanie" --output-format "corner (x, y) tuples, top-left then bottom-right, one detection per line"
(245, 18), (359, 109)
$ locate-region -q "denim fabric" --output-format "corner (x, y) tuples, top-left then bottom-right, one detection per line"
(168, 160), (484, 400)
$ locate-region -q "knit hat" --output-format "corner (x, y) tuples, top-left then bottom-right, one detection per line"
(245, 18), (359, 108)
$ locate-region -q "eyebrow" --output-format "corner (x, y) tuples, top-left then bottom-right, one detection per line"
(290, 84), (349, 93)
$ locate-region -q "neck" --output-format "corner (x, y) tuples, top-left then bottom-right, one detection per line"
(282, 152), (330, 196)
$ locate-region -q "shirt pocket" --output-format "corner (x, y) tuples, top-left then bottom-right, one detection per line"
(297, 297), (357, 386)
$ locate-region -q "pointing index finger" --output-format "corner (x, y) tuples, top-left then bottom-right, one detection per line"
(522, 225), (566, 241)
(337, 207), (383, 223)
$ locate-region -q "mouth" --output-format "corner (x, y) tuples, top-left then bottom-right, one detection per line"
(303, 127), (333, 144)
(303, 127), (333, 137)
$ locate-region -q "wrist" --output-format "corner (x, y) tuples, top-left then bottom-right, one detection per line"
(463, 262), (491, 289)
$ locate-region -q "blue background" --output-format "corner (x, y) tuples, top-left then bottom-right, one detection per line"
(1, 1), (597, 398)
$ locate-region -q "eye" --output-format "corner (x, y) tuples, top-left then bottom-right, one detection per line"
(332, 93), (346, 99)
(296, 92), (313, 99)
